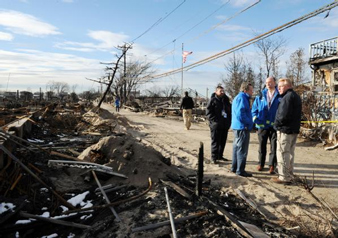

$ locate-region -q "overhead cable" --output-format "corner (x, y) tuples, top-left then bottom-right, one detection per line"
(187, 0), (261, 44)
(131, 0), (186, 43)
(145, 1), (338, 80)
(145, 0), (258, 64)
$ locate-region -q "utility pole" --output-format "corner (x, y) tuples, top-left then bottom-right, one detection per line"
(118, 43), (132, 105)
(181, 43), (184, 97)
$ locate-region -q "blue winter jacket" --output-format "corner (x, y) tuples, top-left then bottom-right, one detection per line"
(231, 92), (253, 130)
(251, 87), (281, 129)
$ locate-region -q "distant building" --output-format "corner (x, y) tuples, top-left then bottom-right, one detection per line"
(309, 36), (338, 94)
(33, 92), (44, 100)
(308, 36), (338, 120)
(20, 91), (33, 101)
(4, 91), (17, 100)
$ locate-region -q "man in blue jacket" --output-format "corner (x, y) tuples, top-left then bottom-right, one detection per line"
(231, 82), (254, 177)
(206, 85), (232, 164)
(251, 77), (281, 174)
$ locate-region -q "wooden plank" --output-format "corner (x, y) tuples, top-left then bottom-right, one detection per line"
(160, 180), (191, 199)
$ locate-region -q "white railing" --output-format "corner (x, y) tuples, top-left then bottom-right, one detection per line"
(309, 37), (338, 60)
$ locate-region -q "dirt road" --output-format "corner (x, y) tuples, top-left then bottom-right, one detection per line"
(103, 104), (338, 233)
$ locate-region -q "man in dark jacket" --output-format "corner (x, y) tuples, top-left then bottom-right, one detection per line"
(272, 78), (302, 184)
(180, 91), (194, 130)
(206, 85), (231, 164)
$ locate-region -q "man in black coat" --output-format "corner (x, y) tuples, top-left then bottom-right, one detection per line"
(272, 78), (302, 184)
(206, 85), (232, 164)
(180, 91), (194, 130)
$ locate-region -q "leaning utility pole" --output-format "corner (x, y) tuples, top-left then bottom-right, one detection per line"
(97, 44), (132, 109)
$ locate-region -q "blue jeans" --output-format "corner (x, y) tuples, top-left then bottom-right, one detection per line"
(231, 130), (250, 175)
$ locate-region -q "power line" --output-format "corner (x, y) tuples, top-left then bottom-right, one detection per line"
(187, 0), (261, 44)
(145, 1), (338, 80)
(131, 0), (186, 43)
(144, 0), (258, 65)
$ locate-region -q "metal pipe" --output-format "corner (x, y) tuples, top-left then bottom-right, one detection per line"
(92, 170), (121, 222)
(164, 187), (177, 238)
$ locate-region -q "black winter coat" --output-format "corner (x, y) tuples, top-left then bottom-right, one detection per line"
(206, 93), (232, 130)
(274, 89), (302, 134)
(180, 96), (194, 109)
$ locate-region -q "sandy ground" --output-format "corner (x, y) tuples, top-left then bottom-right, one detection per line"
(103, 103), (338, 232)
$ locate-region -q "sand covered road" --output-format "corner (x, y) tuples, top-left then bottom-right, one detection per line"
(103, 103), (338, 234)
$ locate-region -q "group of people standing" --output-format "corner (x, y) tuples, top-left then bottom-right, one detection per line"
(181, 77), (302, 184)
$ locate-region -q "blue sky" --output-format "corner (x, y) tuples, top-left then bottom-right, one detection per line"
(0, 0), (337, 96)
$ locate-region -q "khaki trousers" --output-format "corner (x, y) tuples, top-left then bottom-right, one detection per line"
(183, 109), (192, 130)
(276, 131), (298, 182)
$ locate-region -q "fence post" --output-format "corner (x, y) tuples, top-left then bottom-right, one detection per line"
(196, 142), (204, 197)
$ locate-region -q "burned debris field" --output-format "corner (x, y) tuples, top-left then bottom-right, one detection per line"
(0, 104), (297, 238)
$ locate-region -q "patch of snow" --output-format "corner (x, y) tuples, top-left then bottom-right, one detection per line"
(0, 202), (16, 214)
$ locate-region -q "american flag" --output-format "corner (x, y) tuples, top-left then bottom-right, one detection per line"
(182, 51), (193, 63)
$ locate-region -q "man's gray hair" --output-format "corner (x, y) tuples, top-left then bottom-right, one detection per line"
(278, 78), (293, 87)
(240, 82), (252, 92)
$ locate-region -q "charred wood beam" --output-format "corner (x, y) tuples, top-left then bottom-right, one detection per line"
(0, 144), (75, 210)
(160, 180), (191, 199)
(62, 177), (152, 215)
(19, 211), (91, 229)
(131, 211), (208, 233)
(200, 196), (253, 238)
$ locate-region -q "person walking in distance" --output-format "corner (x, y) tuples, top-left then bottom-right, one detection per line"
(206, 85), (231, 164)
(271, 78), (302, 184)
(231, 82), (254, 177)
(115, 96), (120, 112)
(180, 91), (194, 130)
(252, 76), (281, 174)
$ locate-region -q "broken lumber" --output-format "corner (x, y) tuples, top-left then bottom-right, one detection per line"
(234, 189), (268, 220)
(131, 211), (208, 233)
(160, 180), (191, 199)
(19, 212), (90, 229)
(63, 177), (152, 215)
(201, 196), (253, 238)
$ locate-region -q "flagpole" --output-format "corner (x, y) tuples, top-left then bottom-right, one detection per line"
(181, 43), (184, 97)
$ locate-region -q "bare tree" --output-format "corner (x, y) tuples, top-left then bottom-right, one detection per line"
(254, 36), (287, 78)
(46, 80), (70, 96)
(111, 60), (154, 102)
(144, 86), (163, 97)
(161, 85), (180, 97)
(256, 66), (264, 94)
(222, 53), (247, 99)
(71, 84), (78, 93)
(286, 48), (307, 86)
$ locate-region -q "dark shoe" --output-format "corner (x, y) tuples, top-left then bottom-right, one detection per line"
(219, 157), (229, 161)
(211, 159), (217, 164)
(238, 172), (253, 177)
(269, 166), (275, 174)
(257, 165), (263, 171)
(270, 177), (291, 185)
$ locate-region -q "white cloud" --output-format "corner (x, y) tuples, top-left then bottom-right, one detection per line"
(0, 49), (104, 92)
(226, 0), (258, 8)
(0, 10), (61, 37)
(55, 30), (129, 52)
(0, 31), (13, 41)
